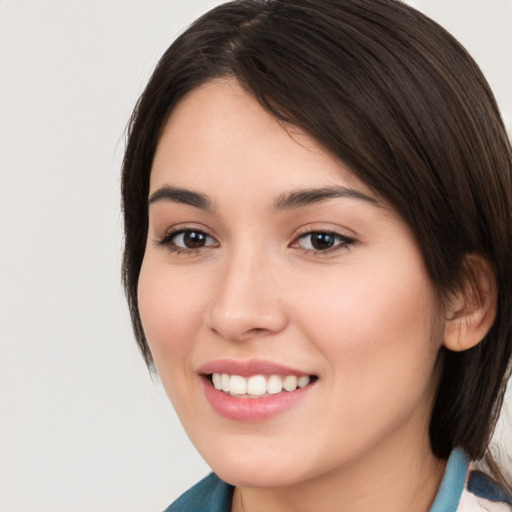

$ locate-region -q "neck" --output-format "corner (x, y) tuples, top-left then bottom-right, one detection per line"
(231, 434), (446, 512)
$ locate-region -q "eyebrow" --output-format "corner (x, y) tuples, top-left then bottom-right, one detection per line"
(148, 184), (380, 212)
(148, 186), (215, 211)
(273, 186), (380, 211)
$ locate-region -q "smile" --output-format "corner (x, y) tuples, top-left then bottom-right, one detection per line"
(199, 361), (317, 421)
(211, 373), (312, 397)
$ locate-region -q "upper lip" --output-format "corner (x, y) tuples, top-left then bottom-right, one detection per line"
(198, 359), (314, 377)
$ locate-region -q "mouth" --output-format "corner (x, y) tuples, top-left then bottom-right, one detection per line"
(207, 372), (317, 398)
(198, 359), (318, 421)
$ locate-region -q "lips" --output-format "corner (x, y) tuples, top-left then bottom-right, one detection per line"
(199, 359), (317, 421)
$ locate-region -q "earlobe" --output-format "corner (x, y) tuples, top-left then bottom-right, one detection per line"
(443, 255), (497, 352)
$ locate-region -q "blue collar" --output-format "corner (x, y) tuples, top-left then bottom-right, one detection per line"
(429, 448), (469, 512)
(164, 472), (233, 512)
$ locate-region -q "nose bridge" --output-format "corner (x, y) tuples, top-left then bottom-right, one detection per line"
(206, 239), (287, 341)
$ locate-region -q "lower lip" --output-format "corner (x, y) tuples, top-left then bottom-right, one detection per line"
(201, 378), (314, 422)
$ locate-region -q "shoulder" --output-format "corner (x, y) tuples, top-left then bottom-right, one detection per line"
(163, 473), (234, 512)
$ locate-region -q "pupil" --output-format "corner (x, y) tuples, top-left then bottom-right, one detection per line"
(184, 231), (206, 248)
(311, 233), (335, 250)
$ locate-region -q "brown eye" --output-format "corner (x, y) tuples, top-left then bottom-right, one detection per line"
(310, 233), (337, 250)
(295, 231), (354, 252)
(160, 229), (217, 251)
(181, 231), (209, 248)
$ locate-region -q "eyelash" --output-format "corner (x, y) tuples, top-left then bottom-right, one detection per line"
(292, 229), (355, 255)
(157, 227), (218, 256)
(156, 228), (355, 256)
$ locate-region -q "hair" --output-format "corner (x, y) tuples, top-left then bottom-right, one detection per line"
(121, 0), (512, 461)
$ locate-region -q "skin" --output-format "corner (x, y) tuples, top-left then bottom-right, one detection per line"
(138, 79), (448, 512)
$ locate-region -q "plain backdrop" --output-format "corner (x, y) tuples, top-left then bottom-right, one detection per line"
(0, 1), (511, 511)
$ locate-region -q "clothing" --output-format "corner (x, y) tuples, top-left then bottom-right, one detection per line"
(431, 450), (511, 512)
(164, 449), (512, 512)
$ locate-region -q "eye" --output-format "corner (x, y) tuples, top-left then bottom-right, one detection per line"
(158, 229), (218, 252)
(293, 231), (354, 252)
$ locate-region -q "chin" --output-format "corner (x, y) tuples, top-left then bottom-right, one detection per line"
(211, 458), (309, 489)
(193, 433), (325, 489)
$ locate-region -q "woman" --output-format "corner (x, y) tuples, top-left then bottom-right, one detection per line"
(121, 0), (512, 510)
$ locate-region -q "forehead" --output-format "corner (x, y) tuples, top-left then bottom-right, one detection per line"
(150, 79), (375, 201)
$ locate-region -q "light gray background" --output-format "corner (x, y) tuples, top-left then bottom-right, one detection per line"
(0, 1), (510, 511)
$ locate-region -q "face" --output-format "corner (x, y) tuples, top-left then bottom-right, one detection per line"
(138, 79), (444, 489)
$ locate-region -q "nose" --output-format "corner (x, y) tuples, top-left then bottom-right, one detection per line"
(204, 248), (288, 342)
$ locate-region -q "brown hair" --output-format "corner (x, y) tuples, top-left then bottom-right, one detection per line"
(121, 0), (512, 460)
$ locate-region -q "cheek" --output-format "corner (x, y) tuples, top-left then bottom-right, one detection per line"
(294, 258), (440, 389)
(137, 257), (207, 372)
(293, 266), (441, 452)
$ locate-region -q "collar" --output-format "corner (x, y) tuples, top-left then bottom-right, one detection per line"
(429, 448), (470, 512)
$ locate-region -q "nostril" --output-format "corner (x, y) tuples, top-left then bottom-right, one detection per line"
(209, 324), (278, 343)
(248, 327), (266, 335)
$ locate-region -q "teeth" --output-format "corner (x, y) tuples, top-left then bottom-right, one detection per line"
(221, 373), (230, 392)
(211, 373), (312, 396)
(212, 373), (222, 390)
(267, 375), (283, 395)
(247, 375), (267, 396)
(298, 376), (310, 388)
(283, 375), (298, 391)
(230, 375), (247, 395)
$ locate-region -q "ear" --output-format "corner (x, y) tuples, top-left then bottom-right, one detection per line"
(443, 255), (497, 352)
